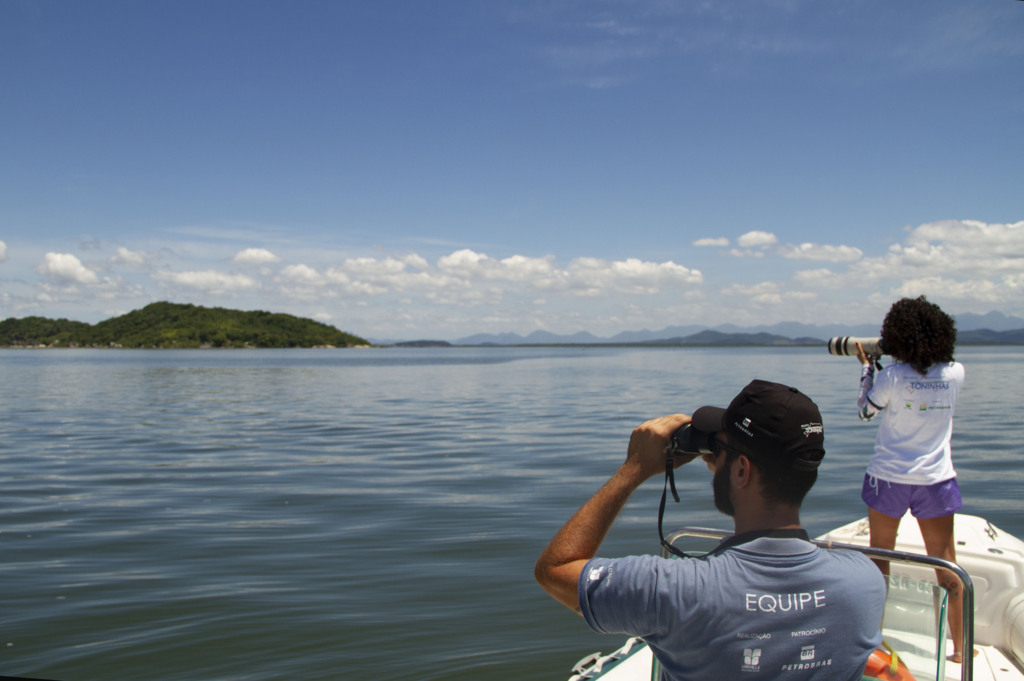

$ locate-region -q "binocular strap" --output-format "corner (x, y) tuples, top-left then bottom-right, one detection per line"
(659, 452), (697, 559)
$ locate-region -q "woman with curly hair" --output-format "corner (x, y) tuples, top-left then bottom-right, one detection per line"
(854, 296), (969, 662)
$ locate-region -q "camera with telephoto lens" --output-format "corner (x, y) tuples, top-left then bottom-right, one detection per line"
(827, 336), (886, 358)
(668, 424), (716, 457)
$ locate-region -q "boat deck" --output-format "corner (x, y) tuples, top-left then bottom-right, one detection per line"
(820, 514), (1024, 681)
(942, 641), (1023, 681)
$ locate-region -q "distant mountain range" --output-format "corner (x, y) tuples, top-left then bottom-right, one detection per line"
(376, 311), (1024, 346)
(7, 304), (1018, 349)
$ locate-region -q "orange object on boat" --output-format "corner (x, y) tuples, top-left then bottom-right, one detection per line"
(863, 642), (917, 681)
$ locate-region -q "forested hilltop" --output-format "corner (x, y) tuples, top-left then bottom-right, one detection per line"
(0, 302), (370, 349)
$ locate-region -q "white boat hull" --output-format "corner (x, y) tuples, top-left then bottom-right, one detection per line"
(820, 513), (1024, 681)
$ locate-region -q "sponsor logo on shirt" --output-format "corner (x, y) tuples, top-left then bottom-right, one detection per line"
(741, 647), (762, 672)
(781, 657), (833, 672)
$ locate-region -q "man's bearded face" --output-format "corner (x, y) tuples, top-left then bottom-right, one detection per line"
(712, 458), (735, 517)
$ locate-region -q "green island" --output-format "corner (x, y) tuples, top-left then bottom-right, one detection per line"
(0, 302), (370, 349)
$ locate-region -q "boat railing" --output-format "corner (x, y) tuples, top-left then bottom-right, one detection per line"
(662, 526), (975, 681)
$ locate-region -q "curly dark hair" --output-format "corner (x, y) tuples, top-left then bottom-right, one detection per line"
(881, 296), (957, 375)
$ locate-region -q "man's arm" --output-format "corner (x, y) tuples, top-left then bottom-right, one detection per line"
(534, 413), (694, 613)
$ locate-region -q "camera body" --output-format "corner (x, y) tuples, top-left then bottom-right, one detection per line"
(827, 336), (886, 358)
(669, 424), (716, 456)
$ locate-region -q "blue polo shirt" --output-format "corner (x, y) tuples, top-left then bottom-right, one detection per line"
(579, 534), (885, 680)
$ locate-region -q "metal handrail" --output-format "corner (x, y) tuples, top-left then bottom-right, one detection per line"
(662, 526), (975, 681)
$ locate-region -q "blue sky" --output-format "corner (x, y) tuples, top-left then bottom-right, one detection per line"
(2, 1), (1022, 340)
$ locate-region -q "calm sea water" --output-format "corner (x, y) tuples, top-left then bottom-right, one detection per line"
(1, 346), (1020, 681)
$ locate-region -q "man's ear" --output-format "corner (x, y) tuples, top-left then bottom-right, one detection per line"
(733, 454), (755, 489)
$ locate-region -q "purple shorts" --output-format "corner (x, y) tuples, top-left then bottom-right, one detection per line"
(861, 474), (962, 520)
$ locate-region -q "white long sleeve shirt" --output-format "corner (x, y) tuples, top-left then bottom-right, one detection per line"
(858, 361), (964, 484)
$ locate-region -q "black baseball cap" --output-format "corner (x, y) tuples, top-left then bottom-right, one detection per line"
(691, 380), (825, 471)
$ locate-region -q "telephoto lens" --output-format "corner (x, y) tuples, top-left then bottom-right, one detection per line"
(827, 336), (885, 357)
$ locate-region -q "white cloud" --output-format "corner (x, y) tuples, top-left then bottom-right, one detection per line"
(344, 256), (416, 277)
(568, 257), (702, 294)
(437, 249), (494, 277)
(723, 231), (779, 258)
(792, 268), (837, 288)
(434, 250), (700, 290)
(781, 220), (1024, 318)
(918, 219), (1023, 249)
(890, 276), (1003, 303)
(155, 270), (259, 292)
(110, 246), (150, 268)
(7, 218), (1023, 338)
(323, 267), (351, 286)
(721, 280), (818, 307)
(279, 264), (324, 285)
(232, 248), (281, 264)
(499, 254), (559, 282)
(778, 243), (863, 262)
(402, 253), (430, 270)
(726, 248), (765, 259)
(737, 230), (778, 248)
(325, 255), (460, 296)
(722, 281), (779, 299)
(36, 252), (100, 285)
(0, 240), (7, 263)
(693, 237), (729, 247)
(893, 219), (1024, 274)
(831, 220), (1024, 291)
(433, 251), (563, 290)
(262, 250), (705, 314)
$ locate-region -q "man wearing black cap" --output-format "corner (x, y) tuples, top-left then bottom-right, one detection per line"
(536, 380), (886, 680)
